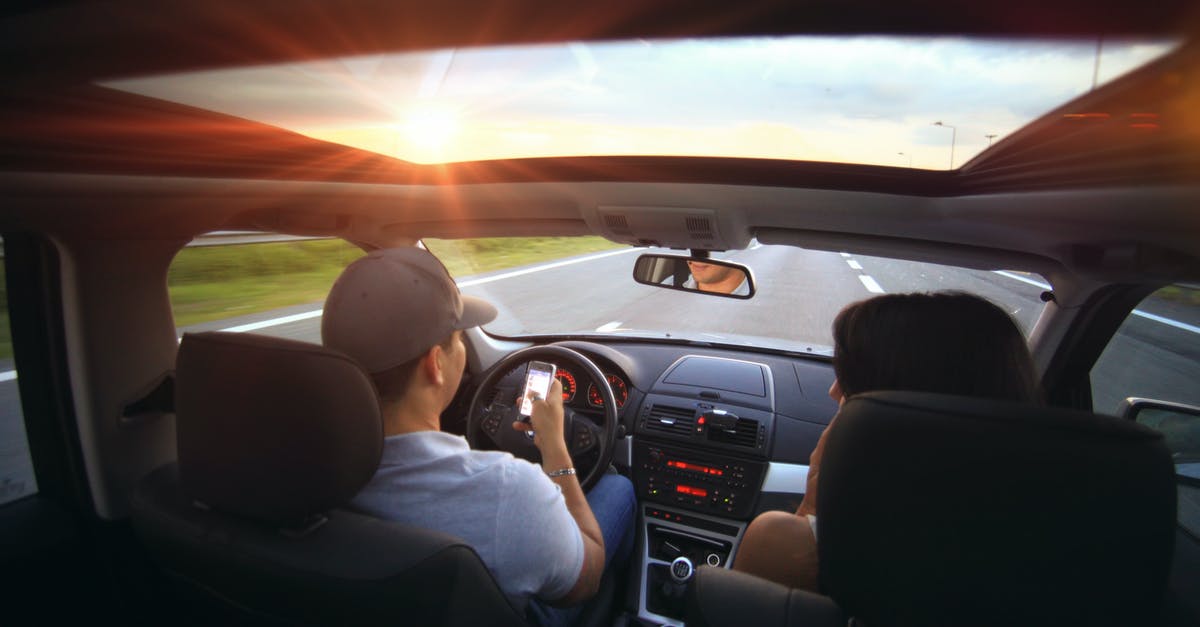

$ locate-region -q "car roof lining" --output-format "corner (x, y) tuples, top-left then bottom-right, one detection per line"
(2, 173), (1197, 284)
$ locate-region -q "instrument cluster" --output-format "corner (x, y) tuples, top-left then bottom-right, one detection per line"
(555, 366), (629, 409)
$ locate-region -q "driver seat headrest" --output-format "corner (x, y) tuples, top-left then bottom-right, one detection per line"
(817, 390), (1176, 626)
(175, 332), (383, 526)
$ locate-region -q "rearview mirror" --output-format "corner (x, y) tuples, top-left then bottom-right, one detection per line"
(632, 254), (755, 299)
(1120, 397), (1200, 486)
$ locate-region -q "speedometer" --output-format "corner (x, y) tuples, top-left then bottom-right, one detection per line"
(587, 374), (628, 409)
(555, 369), (577, 403)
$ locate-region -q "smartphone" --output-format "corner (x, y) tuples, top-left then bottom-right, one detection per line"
(519, 361), (557, 418)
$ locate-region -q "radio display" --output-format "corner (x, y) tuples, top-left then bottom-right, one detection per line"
(667, 459), (724, 476)
(676, 485), (708, 498)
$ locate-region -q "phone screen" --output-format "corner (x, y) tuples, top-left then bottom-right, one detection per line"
(519, 362), (557, 417)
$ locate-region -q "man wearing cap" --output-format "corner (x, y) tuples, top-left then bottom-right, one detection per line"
(322, 247), (635, 625)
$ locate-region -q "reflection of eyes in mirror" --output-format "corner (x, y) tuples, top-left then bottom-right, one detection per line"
(632, 254), (755, 299)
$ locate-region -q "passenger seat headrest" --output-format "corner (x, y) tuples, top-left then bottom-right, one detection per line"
(817, 390), (1176, 626)
(175, 332), (383, 527)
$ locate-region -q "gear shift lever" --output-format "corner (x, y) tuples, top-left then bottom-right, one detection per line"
(669, 556), (694, 584)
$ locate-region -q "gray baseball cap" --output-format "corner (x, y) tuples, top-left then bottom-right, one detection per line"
(321, 247), (497, 373)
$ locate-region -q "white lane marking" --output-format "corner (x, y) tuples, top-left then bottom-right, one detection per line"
(456, 248), (640, 288)
(596, 321), (623, 332)
(219, 309), (324, 333)
(749, 240), (763, 250)
(193, 248), (638, 335)
(1132, 310), (1200, 335)
(858, 275), (885, 294)
(993, 270), (1051, 290)
(991, 270), (1199, 336)
(840, 252), (851, 258)
(0, 371), (16, 382)
(846, 259), (863, 270)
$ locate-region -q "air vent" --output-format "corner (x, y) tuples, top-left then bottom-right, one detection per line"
(643, 405), (696, 436)
(685, 217), (712, 233)
(708, 418), (761, 448)
(604, 214), (632, 235)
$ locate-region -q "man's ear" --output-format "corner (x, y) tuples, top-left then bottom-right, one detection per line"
(421, 345), (444, 386)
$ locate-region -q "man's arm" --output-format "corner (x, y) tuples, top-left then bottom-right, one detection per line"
(514, 379), (606, 606)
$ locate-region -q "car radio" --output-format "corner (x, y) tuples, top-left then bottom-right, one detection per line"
(633, 441), (766, 519)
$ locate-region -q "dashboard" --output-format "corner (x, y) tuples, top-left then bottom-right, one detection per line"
(479, 337), (842, 627)
(492, 338), (840, 486)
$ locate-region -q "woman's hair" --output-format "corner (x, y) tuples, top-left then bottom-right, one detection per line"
(831, 291), (1040, 403)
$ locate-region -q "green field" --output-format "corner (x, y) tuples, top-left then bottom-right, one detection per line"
(167, 236), (623, 330)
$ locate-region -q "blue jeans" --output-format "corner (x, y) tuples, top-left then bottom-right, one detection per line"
(528, 473), (637, 627)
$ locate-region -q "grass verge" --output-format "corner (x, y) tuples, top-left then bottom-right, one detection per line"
(167, 236), (623, 330)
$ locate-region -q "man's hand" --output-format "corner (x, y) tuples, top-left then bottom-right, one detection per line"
(512, 379), (568, 455)
(511, 377), (605, 606)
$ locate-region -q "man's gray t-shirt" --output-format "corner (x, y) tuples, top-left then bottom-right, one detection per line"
(349, 431), (584, 609)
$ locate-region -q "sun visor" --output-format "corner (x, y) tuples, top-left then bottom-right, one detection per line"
(586, 206), (750, 251)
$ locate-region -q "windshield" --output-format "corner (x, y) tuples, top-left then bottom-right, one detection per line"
(427, 238), (1047, 354)
(104, 36), (1175, 169)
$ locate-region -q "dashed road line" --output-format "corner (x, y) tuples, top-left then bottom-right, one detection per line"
(858, 275), (885, 294)
(595, 321), (623, 332)
(846, 259), (863, 271)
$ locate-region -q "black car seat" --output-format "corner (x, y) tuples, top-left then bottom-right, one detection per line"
(686, 390), (1176, 627)
(130, 332), (527, 626)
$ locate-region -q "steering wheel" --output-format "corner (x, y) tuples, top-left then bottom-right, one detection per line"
(467, 345), (619, 492)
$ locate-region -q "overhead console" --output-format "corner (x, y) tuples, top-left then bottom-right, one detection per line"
(633, 355), (774, 519)
(584, 205), (753, 250)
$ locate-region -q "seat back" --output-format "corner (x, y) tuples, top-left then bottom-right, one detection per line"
(130, 332), (525, 626)
(817, 391), (1176, 626)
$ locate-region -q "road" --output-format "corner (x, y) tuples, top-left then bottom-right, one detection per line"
(1, 246), (1197, 505)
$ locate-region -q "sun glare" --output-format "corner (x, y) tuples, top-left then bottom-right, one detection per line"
(403, 108), (459, 153)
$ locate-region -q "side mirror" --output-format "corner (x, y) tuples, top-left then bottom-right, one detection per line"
(1120, 397), (1200, 486)
(632, 254), (755, 299)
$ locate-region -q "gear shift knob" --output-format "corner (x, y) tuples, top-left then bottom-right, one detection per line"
(669, 556), (694, 584)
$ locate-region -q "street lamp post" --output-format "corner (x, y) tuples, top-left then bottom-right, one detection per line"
(932, 121), (956, 169)
(985, 134), (998, 147)
(898, 152), (913, 167)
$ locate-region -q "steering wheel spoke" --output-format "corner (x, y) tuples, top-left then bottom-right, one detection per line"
(567, 411), (602, 456)
(479, 401), (514, 441)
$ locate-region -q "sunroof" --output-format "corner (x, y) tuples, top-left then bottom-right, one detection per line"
(103, 36), (1176, 169)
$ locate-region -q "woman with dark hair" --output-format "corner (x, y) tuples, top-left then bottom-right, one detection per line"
(732, 291), (1040, 590)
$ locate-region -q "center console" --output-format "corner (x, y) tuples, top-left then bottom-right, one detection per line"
(632, 355), (777, 625)
(634, 442), (766, 519)
(638, 505), (745, 623)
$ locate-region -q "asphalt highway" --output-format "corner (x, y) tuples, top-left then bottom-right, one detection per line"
(1, 246), (1197, 505)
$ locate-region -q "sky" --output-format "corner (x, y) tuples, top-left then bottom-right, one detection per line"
(104, 36), (1176, 169)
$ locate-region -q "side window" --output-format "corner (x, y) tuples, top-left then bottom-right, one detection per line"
(0, 242), (38, 505)
(1091, 284), (1200, 537)
(1091, 285), (1200, 415)
(167, 235), (363, 341)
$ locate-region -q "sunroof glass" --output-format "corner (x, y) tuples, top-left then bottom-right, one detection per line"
(103, 36), (1178, 169)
